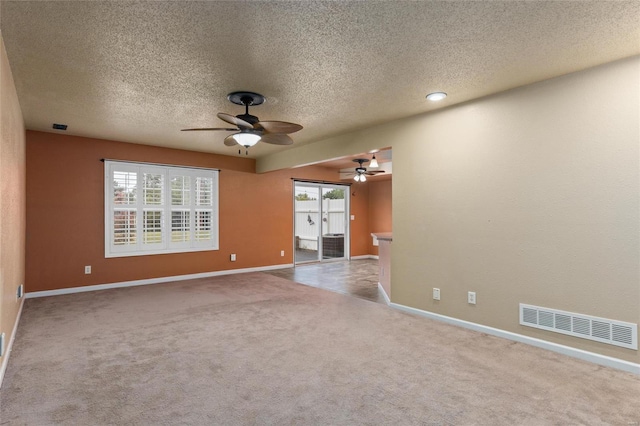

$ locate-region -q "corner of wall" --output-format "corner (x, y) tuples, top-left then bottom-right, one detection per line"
(0, 33), (27, 382)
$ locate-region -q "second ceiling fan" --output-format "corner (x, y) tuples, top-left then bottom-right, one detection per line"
(349, 158), (385, 182)
(182, 91), (303, 154)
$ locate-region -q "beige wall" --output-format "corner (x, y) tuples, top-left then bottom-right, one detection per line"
(377, 238), (391, 297)
(0, 35), (26, 369)
(393, 56), (639, 363)
(258, 123), (406, 174)
(258, 56), (640, 364)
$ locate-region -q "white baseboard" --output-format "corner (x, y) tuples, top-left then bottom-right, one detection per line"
(0, 297), (25, 389)
(26, 263), (294, 299)
(378, 282), (390, 305)
(351, 255), (379, 260)
(390, 302), (640, 375)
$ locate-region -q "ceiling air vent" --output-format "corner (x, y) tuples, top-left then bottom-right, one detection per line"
(52, 123), (67, 130)
(520, 303), (637, 350)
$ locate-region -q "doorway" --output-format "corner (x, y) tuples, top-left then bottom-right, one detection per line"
(294, 182), (349, 264)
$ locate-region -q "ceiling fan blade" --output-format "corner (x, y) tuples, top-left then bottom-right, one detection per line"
(364, 170), (385, 175)
(257, 121), (303, 134)
(223, 135), (239, 146)
(217, 112), (253, 129)
(181, 127), (237, 132)
(260, 133), (293, 145)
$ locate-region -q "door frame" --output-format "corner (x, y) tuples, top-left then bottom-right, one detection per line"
(293, 181), (350, 264)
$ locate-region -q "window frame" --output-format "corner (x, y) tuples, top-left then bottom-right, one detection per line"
(105, 160), (219, 258)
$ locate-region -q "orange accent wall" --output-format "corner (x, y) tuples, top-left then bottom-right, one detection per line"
(349, 181), (370, 257)
(25, 131), (371, 292)
(368, 179), (392, 255)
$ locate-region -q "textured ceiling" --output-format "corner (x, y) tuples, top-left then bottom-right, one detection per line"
(1, 1), (639, 160)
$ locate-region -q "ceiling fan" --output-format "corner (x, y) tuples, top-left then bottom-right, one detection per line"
(181, 91), (303, 154)
(349, 158), (385, 182)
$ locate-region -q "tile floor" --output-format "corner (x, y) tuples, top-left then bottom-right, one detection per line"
(294, 248), (347, 263)
(265, 259), (386, 304)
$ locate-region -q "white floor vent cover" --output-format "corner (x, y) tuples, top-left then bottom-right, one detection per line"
(520, 304), (637, 350)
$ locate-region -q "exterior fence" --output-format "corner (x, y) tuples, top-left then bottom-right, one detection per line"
(295, 199), (345, 250)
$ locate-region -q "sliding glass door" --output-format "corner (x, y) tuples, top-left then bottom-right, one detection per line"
(294, 182), (349, 264)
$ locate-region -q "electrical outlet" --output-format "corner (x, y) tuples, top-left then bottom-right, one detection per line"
(280, 250), (285, 257)
(230, 254), (236, 262)
(433, 288), (440, 300)
(84, 265), (91, 274)
(17, 284), (24, 299)
(468, 291), (476, 305)
(350, 215), (355, 220)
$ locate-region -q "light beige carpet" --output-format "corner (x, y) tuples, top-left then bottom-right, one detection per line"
(1, 272), (639, 425)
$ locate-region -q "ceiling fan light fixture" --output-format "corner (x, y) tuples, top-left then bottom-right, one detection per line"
(183, 92), (302, 152)
(426, 91), (447, 101)
(360, 173), (367, 182)
(370, 154), (379, 168)
(232, 131), (261, 147)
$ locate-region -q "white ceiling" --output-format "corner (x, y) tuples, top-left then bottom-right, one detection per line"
(1, 1), (639, 160)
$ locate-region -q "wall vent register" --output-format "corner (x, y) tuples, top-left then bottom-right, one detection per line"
(520, 304), (637, 350)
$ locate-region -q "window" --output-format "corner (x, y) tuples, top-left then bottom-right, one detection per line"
(105, 160), (219, 257)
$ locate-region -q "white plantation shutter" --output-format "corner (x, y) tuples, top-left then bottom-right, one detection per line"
(105, 161), (218, 257)
(142, 167), (165, 249)
(193, 176), (215, 247)
(170, 174), (191, 247)
(110, 163), (139, 254)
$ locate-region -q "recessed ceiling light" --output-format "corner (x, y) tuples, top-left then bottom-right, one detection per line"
(426, 92), (447, 101)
